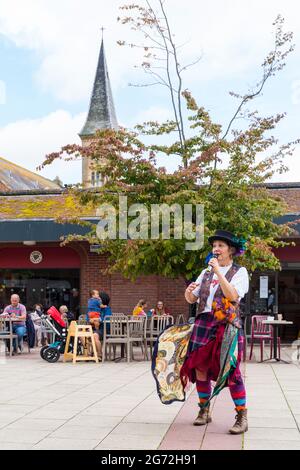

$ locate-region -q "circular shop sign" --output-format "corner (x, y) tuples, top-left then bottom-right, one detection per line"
(30, 250), (43, 264)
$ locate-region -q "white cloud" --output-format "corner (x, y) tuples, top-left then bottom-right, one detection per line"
(0, 0), (138, 102)
(0, 110), (85, 184)
(0, 0), (299, 102)
(132, 106), (173, 126)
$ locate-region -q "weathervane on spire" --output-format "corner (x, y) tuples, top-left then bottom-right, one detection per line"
(101, 26), (105, 39)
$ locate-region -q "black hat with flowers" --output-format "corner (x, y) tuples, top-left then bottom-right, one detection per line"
(208, 230), (247, 256)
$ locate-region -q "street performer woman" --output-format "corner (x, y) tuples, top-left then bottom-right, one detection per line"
(182, 230), (249, 434)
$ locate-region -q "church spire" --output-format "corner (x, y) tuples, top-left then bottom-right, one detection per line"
(79, 38), (118, 137)
(80, 36), (118, 187)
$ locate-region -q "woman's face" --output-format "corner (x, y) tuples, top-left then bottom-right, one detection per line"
(157, 302), (164, 310)
(212, 240), (231, 262)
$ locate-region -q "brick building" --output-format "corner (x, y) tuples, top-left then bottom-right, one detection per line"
(1, 39), (300, 339)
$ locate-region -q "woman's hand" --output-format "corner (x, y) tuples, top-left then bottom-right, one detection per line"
(185, 282), (200, 304)
(186, 282), (199, 294)
(208, 256), (221, 274)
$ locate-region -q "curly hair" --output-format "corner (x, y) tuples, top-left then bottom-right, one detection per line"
(99, 291), (110, 306)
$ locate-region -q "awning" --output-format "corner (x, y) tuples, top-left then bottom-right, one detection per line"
(0, 219), (99, 242)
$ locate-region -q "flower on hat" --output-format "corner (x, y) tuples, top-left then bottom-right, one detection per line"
(232, 236), (247, 256)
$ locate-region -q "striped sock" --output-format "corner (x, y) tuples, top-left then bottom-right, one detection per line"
(196, 379), (212, 408)
(228, 377), (246, 411)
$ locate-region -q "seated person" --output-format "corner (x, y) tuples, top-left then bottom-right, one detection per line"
(30, 304), (43, 347)
(86, 290), (102, 322)
(148, 300), (170, 317)
(0, 294), (27, 354)
(132, 299), (148, 316)
(59, 305), (72, 324)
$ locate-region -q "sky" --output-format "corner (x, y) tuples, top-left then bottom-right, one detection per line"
(0, 0), (300, 185)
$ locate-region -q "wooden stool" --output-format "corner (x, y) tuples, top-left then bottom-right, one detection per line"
(63, 321), (98, 363)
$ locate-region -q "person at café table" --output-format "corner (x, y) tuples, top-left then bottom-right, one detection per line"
(0, 294), (27, 354)
(132, 299), (148, 316)
(148, 301), (170, 317)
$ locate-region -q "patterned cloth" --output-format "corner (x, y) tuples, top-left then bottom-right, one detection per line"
(152, 324), (194, 404)
(152, 321), (241, 405)
(198, 270), (214, 312)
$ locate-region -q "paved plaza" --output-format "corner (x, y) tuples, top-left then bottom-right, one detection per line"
(0, 344), (300, 450)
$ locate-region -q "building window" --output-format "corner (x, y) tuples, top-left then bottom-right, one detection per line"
(91, 171), (95, 187)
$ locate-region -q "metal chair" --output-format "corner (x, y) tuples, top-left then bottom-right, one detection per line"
(249, 315), (280, 362)
(147, 315), (174, 356)
(127, 315), (148, 360)
(102, 316), (130, 363)
(0, 318), (18, 357)
(176, 314), (187, 325)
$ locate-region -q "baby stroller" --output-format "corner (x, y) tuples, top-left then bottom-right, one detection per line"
(40, 306), (83, 363)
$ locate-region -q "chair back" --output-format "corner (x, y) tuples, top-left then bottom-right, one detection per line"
(104, 316), (128, 338)
(128, 315), (147, 338)
(0, 317), (9, 333)
(176, 314), (187, 325)
(112, 312), (126, 316)
(251, 315), (272, 336)
(151, 315), (174, 336)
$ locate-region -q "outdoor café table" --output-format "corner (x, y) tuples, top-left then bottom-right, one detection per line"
(262, 319), (293, 363)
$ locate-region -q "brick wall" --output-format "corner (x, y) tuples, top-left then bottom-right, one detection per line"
(78, 242), (188, 318)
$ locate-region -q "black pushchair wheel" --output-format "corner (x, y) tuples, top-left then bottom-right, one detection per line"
(40, 345), (49, 359)
(43, 347), (60, 363)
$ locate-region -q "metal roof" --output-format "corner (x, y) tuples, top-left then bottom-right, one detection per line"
(0, 157), (61, 192)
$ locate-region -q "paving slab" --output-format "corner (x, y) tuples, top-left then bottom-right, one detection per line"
(1, 344), (300, 450)
(33, 438), (100, 450)
(49, 425), (112, 440)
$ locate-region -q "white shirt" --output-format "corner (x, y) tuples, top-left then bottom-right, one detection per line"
(192, 264), (249, 313)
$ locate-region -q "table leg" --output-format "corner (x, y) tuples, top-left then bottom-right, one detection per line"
(273, 325), (278, 360)
(9, 321), (13, 357)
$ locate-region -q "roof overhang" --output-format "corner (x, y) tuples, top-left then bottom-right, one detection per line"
(0, 218), (100, 242)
